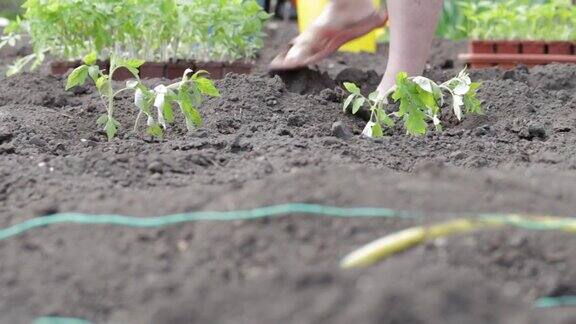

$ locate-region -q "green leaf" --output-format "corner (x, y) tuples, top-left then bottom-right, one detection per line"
(391, 74), (409, 102)
(4, 17), (21, 35)
(162, 101), (175, 123)
(464, 82), (482, 114)
(147, 123), (164, 138)
(396, 72), (409, 84)
(120, 58), (145, 69)
(192, 70), (209, 79)
(88, 66), (100, 82)
(352, 97), (365, 114)
(96, 114), (108, 126)
(416, 86), (437, 110)
(184, 83), (202, 107)
(343, 94), (355, 112)
(114, 67), (140, 80)
(377, 109), (395, 127)
(96, 76), (111, 97)
(371, 123), (384, 138)
(468, 82), (481, 93)
(105, 118), (119, 140)
(464, 93), (482, 114)
(184, 105), (202, 129)
(127, 67), (140, 78)
(178, 91), (203, 129)
(195, 77), (220, 97)
(391, 89), (402, 102)
(405, 109), (428, 136)
(83, 52), (97, 65)
(343, 82), (360, 95)
(66, 65), (89, 90)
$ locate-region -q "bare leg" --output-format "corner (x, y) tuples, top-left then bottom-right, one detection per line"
(377, 0), (443, 93)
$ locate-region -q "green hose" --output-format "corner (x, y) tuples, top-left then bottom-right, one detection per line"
(0, 203), (576, 241)
(1, 203), (575, 241)
(33, 318), (90, 324)
(535, 296), (576, 308)
(0, 203), (414, 241)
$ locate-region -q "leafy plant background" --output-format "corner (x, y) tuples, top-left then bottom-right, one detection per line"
(437, 0), (576, 40)
(3, 0), (574, 41)
(1, 0), (269, 73)
(374, 0), (574, 41)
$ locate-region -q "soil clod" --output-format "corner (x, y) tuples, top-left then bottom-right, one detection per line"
(331, 121), (354, 140)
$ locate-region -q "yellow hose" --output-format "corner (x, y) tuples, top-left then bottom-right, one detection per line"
(341, 218), (502, 269)
(341, 215), (576, 269)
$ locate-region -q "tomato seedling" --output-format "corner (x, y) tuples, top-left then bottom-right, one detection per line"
(343, 69), (482, 137)
(66, 53), (220, 140)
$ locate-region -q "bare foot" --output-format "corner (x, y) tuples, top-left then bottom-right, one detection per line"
(269, 0), (386, 71)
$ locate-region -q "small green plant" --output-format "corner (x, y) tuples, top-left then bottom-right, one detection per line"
(66, 53), (220, 140)
(343, 69), (481, 138)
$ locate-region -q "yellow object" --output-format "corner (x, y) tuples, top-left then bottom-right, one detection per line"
(425, 219), (490, 239)
(340, 212), (576, 269)
(340, 219), (501, 269)
(296, 0), (381, 53)
(341, 227), (425, 268)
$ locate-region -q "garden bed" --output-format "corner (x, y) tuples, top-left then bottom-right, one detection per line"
(1, 33), (576, 323)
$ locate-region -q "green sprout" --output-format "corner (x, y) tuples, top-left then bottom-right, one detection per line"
(66, 53), (220, 140)
(343, 69), (482, 138)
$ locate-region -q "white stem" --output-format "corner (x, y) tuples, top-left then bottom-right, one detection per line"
(134, 111), (143, 132)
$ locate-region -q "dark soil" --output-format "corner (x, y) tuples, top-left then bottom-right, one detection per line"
(0, 22), (576, 324)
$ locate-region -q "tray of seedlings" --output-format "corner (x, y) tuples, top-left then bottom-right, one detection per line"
(458, 0), (576, 68)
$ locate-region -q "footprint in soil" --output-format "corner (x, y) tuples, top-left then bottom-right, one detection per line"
(271, 68), (336, 95)
(273, 67), (382, 97)
(334, 68), (382, 93)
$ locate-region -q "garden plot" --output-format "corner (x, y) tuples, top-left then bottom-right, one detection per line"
(1, 1), (576, 323)
(1, 48), (576, 322)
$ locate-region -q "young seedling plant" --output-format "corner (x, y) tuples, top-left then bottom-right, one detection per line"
(66, 53), (220, 140)
(343, 68), (481, 138)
